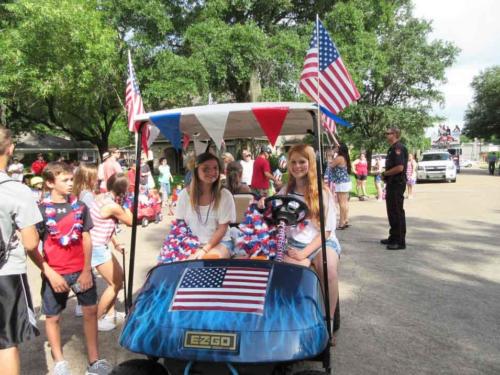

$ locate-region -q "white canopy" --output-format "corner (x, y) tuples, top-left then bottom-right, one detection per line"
(135, 102), (318, 142)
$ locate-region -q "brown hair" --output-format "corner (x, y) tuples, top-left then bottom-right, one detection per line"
(0, 126), (13, 155)
(73, 163), (98, 198)
(226, 161), (243, 195)
(189, 152), (223, 210)
(106, 172), (129, 199)
(42, 162), (73, 183)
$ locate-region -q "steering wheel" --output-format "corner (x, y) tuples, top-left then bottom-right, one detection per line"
(263, 195), (309, 226)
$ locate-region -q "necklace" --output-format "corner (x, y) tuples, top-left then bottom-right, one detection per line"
(196, 192), (214, 225)
(43, 196), (84, 247)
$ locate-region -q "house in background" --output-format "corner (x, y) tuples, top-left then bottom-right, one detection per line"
(13, 133), (99, 164)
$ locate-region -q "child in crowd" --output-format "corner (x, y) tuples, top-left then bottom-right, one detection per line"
(175, 152), (235, 260)
(38, 162), (111, 375)
(88, 173), (132, 332)
(279, 144), (341, 328)
(30, 176), (44, 203)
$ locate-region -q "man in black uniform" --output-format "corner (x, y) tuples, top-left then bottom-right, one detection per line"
(381, 127), (408, 250)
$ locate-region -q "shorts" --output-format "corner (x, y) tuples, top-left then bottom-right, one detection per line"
(41, 271), (97, 316)
(356, 174), (368, 181)
(334, 181), (352, 193)
(91, 244), (112, 268)
(0, 274), (39, 349)
(407, 178), (416, 186)
(375, 175), (382, 183)
(220, 240), (235, 254)
(287, 237), (342, 259)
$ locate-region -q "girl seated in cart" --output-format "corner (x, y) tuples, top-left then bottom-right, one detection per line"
(173, 152), (236, 260)
(279, 144), (341, 321)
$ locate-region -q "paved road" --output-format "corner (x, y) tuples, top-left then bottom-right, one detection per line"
(21, 169), (500, 374)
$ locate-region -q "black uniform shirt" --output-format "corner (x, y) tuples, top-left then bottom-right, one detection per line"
(385, 141), (408, 184)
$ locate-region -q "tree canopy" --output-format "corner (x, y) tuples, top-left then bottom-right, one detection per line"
(0, 0), (458, 157)
(463, 66), (500, 141)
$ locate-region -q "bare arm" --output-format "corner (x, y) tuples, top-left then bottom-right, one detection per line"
(101, 202), (133, 226)
(23, 226), (70, 292)
(330, 156), (345, 168)
(383, 165), (404, 176)
(287, 231), (331, 260)
(77, 232), (93, 291)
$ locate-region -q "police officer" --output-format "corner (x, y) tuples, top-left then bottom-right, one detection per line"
(381, 127), (408, 250)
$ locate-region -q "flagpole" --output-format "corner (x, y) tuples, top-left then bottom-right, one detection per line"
(314, 16), (333, 362)
(127, 121), (144, 312)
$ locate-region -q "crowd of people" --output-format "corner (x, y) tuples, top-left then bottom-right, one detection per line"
(1, 122), (412, 375)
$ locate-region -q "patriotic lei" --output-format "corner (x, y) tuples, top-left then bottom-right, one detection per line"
(158, 219), (200, 263)
(43, 196), (84, 247)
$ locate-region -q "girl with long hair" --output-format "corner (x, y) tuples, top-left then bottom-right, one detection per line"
(329, 142), (352, 229)
(176, 152), (236, 260)
(280, 144), (341, 324)
(73, 163), (98, 208)
(225, 161), (251, 195)
(88, 173), (132, 331)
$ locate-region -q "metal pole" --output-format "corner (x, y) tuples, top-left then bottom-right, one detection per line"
(127, 121), (145, 310)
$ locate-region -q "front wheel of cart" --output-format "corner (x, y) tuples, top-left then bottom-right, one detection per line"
(110, 359), (168, 375)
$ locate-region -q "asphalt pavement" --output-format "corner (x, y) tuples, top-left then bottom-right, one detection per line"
(20, 168), (500, 374)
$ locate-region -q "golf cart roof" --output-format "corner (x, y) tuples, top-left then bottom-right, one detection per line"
(135, 102), (317, 141)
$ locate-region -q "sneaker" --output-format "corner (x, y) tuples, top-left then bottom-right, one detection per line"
(74, 304), (83, 317)
(53, 360), (71, 375)
(86, 359), (113, 375)
(97, 318), (116, 332)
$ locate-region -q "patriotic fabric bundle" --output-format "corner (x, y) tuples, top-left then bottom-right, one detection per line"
(234, 203), (277, 259)
(158, 219), (200, 263)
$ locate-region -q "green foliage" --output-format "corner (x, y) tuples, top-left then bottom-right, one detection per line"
(0, 0), (124, 154)
(329, 0), (459, 159)
(0, 0), (458, 159)
(463, 66), (500, 140)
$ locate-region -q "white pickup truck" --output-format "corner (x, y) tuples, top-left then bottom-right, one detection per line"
(417, 150), (457, 183)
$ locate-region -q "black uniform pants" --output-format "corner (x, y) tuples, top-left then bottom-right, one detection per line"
(385, 181), (406, 245)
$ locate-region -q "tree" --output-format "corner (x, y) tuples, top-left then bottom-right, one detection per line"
(0, 0), (128, 155)
(322, 0), (459, 164)
(463, 66), (500, 140)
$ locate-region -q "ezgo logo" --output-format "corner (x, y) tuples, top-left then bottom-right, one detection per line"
(184, 331), (238, 352)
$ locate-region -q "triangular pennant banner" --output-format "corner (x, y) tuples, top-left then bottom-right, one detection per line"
(320, 105), (353, 128)
(251, 107), (289, 146)
(195, 111), (229, 150)
(150, 113), (182, 150)
(182, 133), (190, 150)
(193, 138), (206, 155)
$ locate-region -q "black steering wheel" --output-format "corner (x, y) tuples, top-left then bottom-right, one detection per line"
(263, 195), (309, 226)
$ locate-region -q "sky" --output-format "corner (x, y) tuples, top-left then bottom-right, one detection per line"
(412, 0), (500, 135)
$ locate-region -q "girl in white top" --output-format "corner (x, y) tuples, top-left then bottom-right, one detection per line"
(176, 152), (236, 259)
(280, 144), (341, 323)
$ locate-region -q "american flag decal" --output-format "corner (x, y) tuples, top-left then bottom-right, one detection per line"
(171, 267), (270, 314)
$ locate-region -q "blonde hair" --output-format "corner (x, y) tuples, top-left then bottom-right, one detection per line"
(73, 163), (98, 198)
(285, 144), (328, 223)
(189, 152), (223, 210)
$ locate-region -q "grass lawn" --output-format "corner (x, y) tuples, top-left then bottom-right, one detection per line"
(349, 175), (379, 198)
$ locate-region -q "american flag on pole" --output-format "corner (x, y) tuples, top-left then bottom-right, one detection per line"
(125, 50), (145, 132)
(125, 51), (159, 153)
(321, 112), (336, 134)
(300, 20), (360, 116)
(170, 267), (270, 314)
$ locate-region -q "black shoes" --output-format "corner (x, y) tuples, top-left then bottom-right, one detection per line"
(380, 239), (391, 245)
(386, 243), (406, 250)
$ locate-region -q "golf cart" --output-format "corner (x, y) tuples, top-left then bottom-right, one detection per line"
(115, 103), (338, 375)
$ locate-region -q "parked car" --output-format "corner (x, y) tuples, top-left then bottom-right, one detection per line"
(417, 150), (457, 183)
(460, 159), (473, 168)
